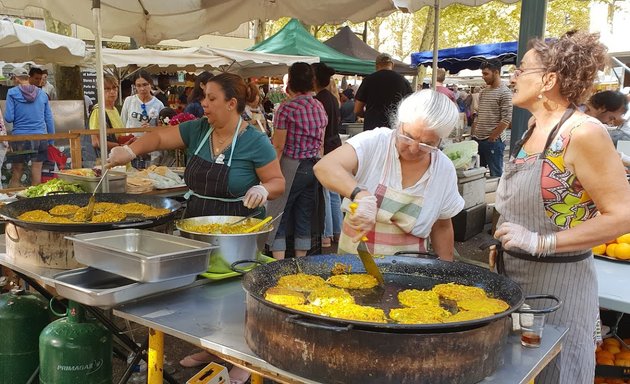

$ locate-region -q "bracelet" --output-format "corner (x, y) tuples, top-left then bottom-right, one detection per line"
(536, 233), (556, 257)
(349, 186), (363, 201)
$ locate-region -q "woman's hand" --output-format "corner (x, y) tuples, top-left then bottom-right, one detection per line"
(495, 222), (538, 255)
(107, 145), (136, 166)
(348, 194), (378, 241)
(243, 185), (269, 209)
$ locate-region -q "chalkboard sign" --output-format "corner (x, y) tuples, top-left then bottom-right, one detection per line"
(81, 69), (97, 104)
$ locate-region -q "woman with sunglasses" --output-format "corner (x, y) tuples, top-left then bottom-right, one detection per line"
(314, 89), (464, 260)
(492, 31), (630, 383)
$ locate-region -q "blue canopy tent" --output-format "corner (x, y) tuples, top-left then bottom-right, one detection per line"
(411, 41), (517, 74)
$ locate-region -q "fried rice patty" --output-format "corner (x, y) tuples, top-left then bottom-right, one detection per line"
(457, 297), (510, 314)
(307, 286), (354, 306)
(264, 287), (306, 306)
(276, 273), (327, 292)
(432, 283), (487, 301)
(398, 289), (441, 308)
(389, 306), (452, 324)
(442, 310), (494, 323)
(326, 274), (379, 289)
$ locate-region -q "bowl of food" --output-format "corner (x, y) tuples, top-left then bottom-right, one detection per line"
(176, 215), (274, 273)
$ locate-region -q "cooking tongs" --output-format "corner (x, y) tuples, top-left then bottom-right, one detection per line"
(348, 202), (384, 285)
(84, 167), (110, 221)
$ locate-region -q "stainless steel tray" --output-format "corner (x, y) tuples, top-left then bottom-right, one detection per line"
(53, 267), (196, 308)
(66, 229), (216, 282)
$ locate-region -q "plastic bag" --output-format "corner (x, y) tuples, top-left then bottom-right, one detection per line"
(442, 141), (478, 170)
(47, 144), (68, 170)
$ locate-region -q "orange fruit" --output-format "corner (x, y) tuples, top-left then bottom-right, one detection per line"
(593, 243), (607, 255)
(605, 344), (621, 355)
(597, 357), (615, 366)
(617, 233), (630, 244)
(604, 338), (621, 346)
(615, 359), (630, 367)
(598, 349), (616, 361)
(615, 243), (630, 260)
(606, 243), (618, 257)
(616, 351), (630, 360)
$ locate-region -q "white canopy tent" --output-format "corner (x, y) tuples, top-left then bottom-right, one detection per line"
(0, 19), (86, 65)
(1, 0), (403, 178)
(4, 0), (400, 45)
(98, 46), (319, 77)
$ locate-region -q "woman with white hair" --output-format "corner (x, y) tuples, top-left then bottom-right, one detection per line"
(314, 89), (464, 260)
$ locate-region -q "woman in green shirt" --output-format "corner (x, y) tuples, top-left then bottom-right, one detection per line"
(107, 73), (285, 218)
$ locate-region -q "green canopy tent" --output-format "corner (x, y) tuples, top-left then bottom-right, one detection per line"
(248, 19), (375, 76)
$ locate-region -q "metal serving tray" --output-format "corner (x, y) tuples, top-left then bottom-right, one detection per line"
(66, 229), (216, 283)
(53, 267), (196, 308)
(57, 170), (127, 193)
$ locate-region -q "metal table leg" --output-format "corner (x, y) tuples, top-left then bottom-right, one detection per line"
(148, 328), (164, 384)
(14, 272), (180, 384)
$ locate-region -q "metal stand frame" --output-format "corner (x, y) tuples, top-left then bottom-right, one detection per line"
(16, 272), (179, 384)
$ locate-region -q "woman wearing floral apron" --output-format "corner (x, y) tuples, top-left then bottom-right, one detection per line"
(493, 32), (630, 383)
(314, 90), (464, 260)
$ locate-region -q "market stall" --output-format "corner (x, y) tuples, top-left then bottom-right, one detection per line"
(0, 252), (568, 384)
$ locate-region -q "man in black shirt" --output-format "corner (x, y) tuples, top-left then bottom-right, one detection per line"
(354, 53), (413, 130)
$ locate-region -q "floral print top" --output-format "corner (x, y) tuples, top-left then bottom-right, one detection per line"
(514, 120), (598, 230)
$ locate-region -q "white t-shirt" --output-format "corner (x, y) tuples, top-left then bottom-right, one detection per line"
(346, 127), (464, 238)
(120, 95), (164, 128)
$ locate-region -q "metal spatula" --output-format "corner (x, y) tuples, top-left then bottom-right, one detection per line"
(84, 167), (110, 221)
(349, 203), (384, 285)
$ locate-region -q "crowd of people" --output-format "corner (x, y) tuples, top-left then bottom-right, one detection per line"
(1, 29), (630, 384)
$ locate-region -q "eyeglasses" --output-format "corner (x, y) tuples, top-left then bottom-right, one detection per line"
(512, 67), (546, 79)
(396, 127), (440, 153)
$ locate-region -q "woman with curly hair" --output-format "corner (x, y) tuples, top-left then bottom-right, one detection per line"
(493, 31), (630, 383)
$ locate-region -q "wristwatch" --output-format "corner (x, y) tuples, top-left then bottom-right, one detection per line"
(349, 186), (363, 201)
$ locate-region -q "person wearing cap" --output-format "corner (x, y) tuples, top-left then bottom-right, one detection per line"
(354, 52), (412, 131)
(4, 66), (55, 187)
(340, 88), (356, 123)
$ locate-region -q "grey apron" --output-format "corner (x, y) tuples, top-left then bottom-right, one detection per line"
(495, 108), (597, 384)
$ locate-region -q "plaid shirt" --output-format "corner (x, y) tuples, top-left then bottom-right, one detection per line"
(274, 94), (328, 159)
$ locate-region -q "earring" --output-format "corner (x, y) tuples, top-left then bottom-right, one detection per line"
(537, 94), (543, 100)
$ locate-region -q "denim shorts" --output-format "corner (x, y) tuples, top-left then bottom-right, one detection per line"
(6, 140), (48, 163)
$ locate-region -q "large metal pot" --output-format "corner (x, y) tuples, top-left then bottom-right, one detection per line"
(0, 193), (182, 269)
(176, 216), (273, 273)
(242, 254), (524, 384)
(0, 193), (182, 232)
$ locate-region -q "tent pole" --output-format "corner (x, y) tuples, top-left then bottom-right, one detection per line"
(431, 0), (440, 90)
(92, 0), (109, 191)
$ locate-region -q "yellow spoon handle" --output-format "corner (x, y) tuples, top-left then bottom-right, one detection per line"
(244, 216), (272, 233)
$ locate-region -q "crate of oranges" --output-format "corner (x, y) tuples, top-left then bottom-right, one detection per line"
(595, 337), (630, 381)
(593, 234), (630, 261)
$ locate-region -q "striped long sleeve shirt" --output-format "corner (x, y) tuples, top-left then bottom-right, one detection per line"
(473, 83), (513, 141)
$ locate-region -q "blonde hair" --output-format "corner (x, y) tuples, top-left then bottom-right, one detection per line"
(392, 89), (459, 139)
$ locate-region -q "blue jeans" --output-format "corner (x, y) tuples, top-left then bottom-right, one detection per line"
(323, 189), (342, 238)
(272, 159), (317, 252)
(476, 138), (505, 177)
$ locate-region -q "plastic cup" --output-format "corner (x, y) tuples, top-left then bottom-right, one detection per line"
(520, 313), (545, 348)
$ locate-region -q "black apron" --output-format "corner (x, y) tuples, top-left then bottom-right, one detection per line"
(183, 118), (255, 218)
